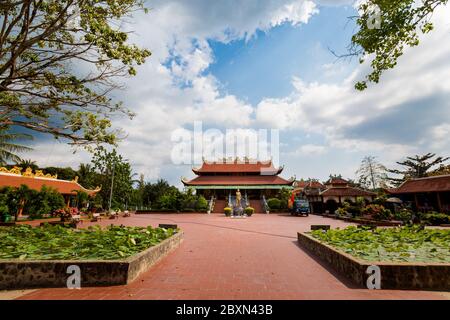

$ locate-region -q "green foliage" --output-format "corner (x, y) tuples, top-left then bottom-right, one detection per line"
(361, 204), (393, 221)
(75, 191), (89, 209)
(267, 198), (281, 210)
(311, 225), (450, 263)
(0, 192), (9, 220)
(42, 167), (78, 181)
(352, 0), (449, 90)
(0, 127), (33, 165)
(224, 207), (232, 216)
(278, 188), (291, 209)
(388, 153), (449, 186)
(0, 224), (177, 260)
(196, 196), (208, 211)
(0, 185), (65, 220)
(336, 202), (351, 217)
(245, 207), (254, 216)
(91, 147), (133, 209)
(420, 212), (450, 226)
(26, 186), (65, 219)
(394, 208), (413, 224)
(0, 0), (151, 146)
(373, 193), (388, 206)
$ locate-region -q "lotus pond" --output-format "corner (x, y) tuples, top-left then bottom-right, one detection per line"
(0, 224), (178, 260)
(310, 226), (450, 263)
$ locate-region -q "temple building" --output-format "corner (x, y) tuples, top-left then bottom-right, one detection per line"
(296, 178), (376, 214)
(388, 175), (450, 213)
(0, 167), (100, 208)
(182, 159), (294, 213)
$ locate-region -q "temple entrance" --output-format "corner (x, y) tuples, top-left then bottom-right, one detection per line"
(325, 199), (338, 214)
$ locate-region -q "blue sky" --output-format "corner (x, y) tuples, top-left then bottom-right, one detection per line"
(208, 5), (358, 105)
(25, 0), (450, 187)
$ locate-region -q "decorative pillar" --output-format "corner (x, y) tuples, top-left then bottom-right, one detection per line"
(437, 192), (443, 213)
(414, 193), (419, 211)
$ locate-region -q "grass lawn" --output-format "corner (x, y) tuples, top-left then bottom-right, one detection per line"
(0, 224), (177, 260)
(310, 226), (450, 263)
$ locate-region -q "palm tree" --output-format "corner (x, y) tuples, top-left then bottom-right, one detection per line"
(15, 159), (38, 170)
(0, 127), (33, 166)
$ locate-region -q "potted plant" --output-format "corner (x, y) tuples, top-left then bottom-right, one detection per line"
(244, 207), (254, 217)
(224, 207), (232, 217)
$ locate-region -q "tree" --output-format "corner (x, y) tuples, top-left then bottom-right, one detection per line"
(351, 0), (448, 90)
(0, 0), (151, 146)
(42, 166), (77, 180)
(388, 153), (449, 185)
(14, 158), (38, 170)
(77, 163), (98, 188)
(0, 126), (32, 165)
(429, 164), (450, 176)
(91, 146), (133, 209)
(355, 156), (389, 190)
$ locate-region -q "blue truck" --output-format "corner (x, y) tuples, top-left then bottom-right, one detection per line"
(290, 199), (310, 216)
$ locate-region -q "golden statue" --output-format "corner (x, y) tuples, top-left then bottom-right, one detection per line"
(22, 167), (34, 177)
(34, 170), (45, 177)
(236, 189), (242, 207)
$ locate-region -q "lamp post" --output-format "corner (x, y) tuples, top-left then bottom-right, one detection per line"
(108, 164), (115, 211)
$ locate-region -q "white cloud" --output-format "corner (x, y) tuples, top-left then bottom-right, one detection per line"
(27, 0), (318, 182)
(254, 4), (450, 158)
(26, 1), (450, 185)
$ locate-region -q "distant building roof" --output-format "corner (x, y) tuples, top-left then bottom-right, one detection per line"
(192, 159), (283, 175)
(389, 175), (450, 194)
(0, 172), (100, 196)
(320, 187), (376, 197)
(325, 177), (349, 186)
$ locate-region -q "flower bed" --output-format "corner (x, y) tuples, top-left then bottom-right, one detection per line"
(0, 224), (183, 289)
(0, 224), (177, 260)
(310, 226), (450, 263)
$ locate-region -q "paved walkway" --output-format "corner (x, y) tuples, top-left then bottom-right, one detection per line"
(17, 214), (448, 300)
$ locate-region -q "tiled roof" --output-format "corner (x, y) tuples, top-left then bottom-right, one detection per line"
(183, 175), (293, 186)
(0, 173), (100, 195)
(307, 181), (325, 189)
(325, 178), (349, 186)
(320, 187), (376, 197)
(389, 175), (450, 194)
(192, 160), (283, 175)
(294, 180), (308, 188)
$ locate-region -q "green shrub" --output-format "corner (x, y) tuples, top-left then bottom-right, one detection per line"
(196, 196), (208, 211)
(361, 204), (392, 221)
(267, 198), (281, 210)
(421, 212), (450, 226)
(336, 202), (350, 217)
(27, 186), (65, 219)
(224, 207), (232, 216)
(245, 207), (254, 216)
(394, 208), (413, 223)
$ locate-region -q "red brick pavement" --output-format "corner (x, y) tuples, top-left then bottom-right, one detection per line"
(17, 214), (448, 300)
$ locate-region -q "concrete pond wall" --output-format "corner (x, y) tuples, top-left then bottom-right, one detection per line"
(0, 231), (183, 290)
(297, 232), (450, 291)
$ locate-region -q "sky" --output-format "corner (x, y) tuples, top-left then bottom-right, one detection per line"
(24, 0), (450, 188)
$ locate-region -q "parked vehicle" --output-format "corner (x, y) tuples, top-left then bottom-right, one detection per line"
(291, 199), (310, 216)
